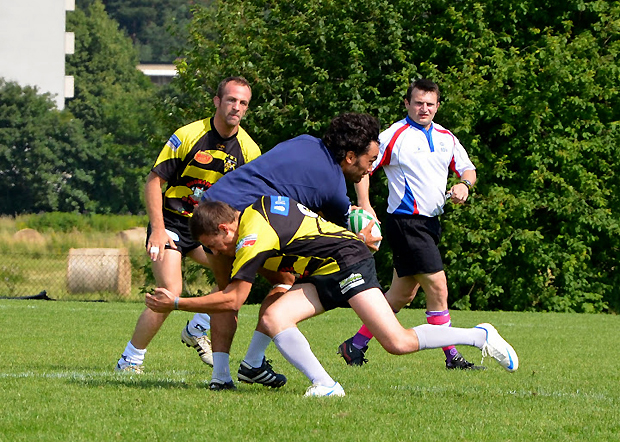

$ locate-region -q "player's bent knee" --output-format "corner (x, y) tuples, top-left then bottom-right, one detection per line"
(379, 342), (410, 355)
(375, 334), (419, 355)
(258, 309), (294, 338)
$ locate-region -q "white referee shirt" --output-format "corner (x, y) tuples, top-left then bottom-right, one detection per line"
(372, 116), (475, 217)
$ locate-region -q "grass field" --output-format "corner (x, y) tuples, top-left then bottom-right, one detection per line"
(1, 300), (618, 441)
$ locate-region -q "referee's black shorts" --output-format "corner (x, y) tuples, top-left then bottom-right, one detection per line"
(384, 213), (443, 277)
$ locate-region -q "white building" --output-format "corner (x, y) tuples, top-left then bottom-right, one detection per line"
(0, 0), (75, 109)
(137, 63), (177, 86)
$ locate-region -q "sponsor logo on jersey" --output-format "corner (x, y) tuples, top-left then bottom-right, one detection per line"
(236, 234), (258, 252)
(270, 196), (290, 216)
(339, 272), (365, 294)
(194, 151), (214, 164)
(188, 187), (205, 205)
(165, 134), (182, 151)
(186, 179), (208, 188)
(216, 144), (226, 151)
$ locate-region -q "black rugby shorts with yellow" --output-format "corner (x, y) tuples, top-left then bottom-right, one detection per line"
(146, 211), (202, 257)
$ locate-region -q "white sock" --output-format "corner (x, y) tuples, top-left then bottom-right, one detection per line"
(273, 327), (334, 386)
(187, 313), (211, 336)
(243, 331), (273, 368)
(413, 324), (486, 350)
(119, 341), (146, 365)
(211, 352), (232, 383)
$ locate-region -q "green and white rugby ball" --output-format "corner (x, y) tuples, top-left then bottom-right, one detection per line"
(347, 209), (381, 252)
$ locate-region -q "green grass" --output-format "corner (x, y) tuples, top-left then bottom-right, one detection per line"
(1, 301), (618, 441)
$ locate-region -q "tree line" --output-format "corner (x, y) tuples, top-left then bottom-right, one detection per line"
(1, 0), (618, 313)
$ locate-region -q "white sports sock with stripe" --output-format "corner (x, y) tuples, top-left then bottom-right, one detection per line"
(119, 340), (146, 366)
(188, 313), (211, 336)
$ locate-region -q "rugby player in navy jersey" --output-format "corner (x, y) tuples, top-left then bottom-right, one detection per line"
(195, 113), (383, 390)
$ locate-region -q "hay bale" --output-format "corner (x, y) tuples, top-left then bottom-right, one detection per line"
(13, 228), (45, 244)
(67, 248), (131, 296)
(117, 227), (146, 245)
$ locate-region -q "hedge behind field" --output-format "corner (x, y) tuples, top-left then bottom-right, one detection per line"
(163, 0), (620, 313)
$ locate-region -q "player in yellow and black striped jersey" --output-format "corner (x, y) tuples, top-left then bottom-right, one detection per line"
(115, 77), (261, 374)
(232, 195), (369, 284)
(153, 117), (260, 218)
(230, 195), (383, 311)
(146, 195), (520, 396)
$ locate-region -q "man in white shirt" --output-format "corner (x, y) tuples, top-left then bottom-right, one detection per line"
(338, 78), (482, 370)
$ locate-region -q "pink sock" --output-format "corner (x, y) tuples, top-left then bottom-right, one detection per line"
(426, 310), (459, 359)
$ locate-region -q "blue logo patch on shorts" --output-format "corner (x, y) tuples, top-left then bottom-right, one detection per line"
(270, 196), (290, 216)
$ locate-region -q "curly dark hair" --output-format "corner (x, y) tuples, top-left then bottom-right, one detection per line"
(322, 113), (380, 163)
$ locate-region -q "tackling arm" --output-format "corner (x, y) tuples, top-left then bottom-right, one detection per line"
(354, 175), (382, 251)
(145, 279), (253, 314)
(354, 175), (376, 216)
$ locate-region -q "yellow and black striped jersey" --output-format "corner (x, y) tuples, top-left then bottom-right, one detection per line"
(153, 117), (261, 217)
(232, 195), (371, 282)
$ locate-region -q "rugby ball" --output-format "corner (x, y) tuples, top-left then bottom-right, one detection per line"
(347, 209), (381, 252)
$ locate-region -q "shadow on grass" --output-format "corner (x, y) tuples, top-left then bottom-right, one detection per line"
(68, 375), (207, 390)
(73, 376), (302, 395)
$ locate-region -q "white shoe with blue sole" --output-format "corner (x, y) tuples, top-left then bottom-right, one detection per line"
(475, 323), (519, 372)
(304, 382), (345, 397)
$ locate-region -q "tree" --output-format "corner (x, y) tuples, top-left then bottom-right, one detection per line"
(425, 1), (620, 313)
(67, 0), (161, 213)
(79, 0), (214, 62)
(0, 80), (98, 213)
(165, 0), (620, 312)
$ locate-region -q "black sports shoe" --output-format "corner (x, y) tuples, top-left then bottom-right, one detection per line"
(446, 352), (486, 370)
(209, 380), (237, 391)
(238, 357), (287, 388)
(337, 338), (368, 366)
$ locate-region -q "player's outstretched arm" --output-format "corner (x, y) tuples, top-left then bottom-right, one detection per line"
(145, 280), (253, 314)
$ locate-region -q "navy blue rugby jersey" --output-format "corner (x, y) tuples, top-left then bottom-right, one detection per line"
(203, 135), (350, 227)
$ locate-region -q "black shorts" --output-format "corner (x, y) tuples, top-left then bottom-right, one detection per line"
(303, 258), (382, 311)
(146, 211), (202, 257)
(384, 213), (443, 277)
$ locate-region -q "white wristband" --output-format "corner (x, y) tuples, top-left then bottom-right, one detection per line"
(174, 297), (179, 310)
(358, 233), (366, 242)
